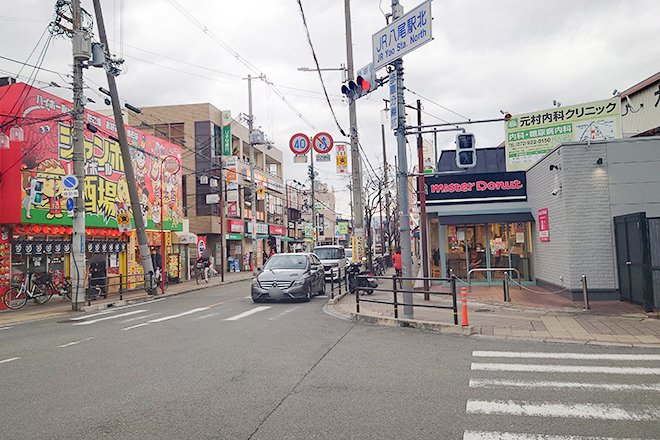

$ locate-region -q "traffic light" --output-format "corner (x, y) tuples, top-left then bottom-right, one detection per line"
(455, 133), (477, 169)
(341, 65), (376, 101)
(29, 179), (44, 205)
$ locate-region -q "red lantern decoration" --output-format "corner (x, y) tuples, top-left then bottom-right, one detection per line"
(43, 226), (50, 234)
(66, 227), (72, 235)
(14, 226), (22, 234)
(33, 225), (41, 233)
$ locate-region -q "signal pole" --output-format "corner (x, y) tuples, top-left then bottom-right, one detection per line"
(71, 0), (86, 310)
(392, 0), (414, 318)
(247, 74), (258, 275)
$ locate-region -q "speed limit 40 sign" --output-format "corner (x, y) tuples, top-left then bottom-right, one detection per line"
(290, 133), (311, 155)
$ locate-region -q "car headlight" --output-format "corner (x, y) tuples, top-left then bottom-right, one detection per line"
(252, 278), (260, 287)
(292, 278), (305, 287)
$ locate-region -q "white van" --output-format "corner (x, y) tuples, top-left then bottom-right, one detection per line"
(313, 245), (346, 281)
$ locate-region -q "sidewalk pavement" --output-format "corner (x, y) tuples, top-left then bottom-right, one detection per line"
(0, 270), (254, 327)
(326, 262), (660, 349)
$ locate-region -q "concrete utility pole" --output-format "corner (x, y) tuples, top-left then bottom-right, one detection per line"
(381, 102), (391, 257)
(247, 74), (258, 276)
(392, 0), (414, 318)
(309, 149), (317, 251)
(92, 0), (156, 292)
(344, 0), (365, 260)
(71, 0), (87, 310)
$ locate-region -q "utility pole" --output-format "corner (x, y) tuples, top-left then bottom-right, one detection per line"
(247, 74), (258, 276)
(417, 99), (430, 298)
(309, 152), (316, 251)
(92, 0), (156, 292)
(71, 0), (86, 310)
(344, 0), (365, 261)
(393, 0), (413, 318)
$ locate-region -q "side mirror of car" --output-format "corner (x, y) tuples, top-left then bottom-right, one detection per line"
(257, 266), (263, 271)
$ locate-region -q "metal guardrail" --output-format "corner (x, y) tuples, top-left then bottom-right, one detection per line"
(355, 275), (459, 325)
(84, 272), (159, 305)
(467, 267), (521, 293)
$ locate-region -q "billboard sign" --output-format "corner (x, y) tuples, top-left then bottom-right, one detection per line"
(504, 98), (622, 171)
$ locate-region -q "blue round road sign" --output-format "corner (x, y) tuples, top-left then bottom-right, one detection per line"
(63, 175), (79, 189)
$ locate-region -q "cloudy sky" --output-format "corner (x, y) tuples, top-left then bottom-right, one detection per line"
(2, 0), (659, 218)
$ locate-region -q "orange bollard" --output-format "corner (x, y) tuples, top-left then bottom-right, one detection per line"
(461, 287), (469, 326)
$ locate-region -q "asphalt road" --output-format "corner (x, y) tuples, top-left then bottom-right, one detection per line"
(1, 280), (659, 439)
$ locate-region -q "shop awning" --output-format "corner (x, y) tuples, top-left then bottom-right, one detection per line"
(438, 212), (534, 225)
(173, 231), (198, 244)
(278, 236), (294, 242)
(256, 235), (269, 239)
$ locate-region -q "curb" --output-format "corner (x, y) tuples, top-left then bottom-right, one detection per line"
(349, 311), (477, 335)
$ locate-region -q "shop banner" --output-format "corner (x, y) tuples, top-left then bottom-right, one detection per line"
(222, 111), (232, 156)
(269, 225), (285, 236)
(425, 172), (527, 205)
(538, 208), (550, 242)
(197, 236), (207, 258)
(504, 98), (622, 171)
(0, 83), (183, 231)
(228, 219), (244, 233)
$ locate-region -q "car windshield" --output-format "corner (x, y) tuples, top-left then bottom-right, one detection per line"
(263, 255), (308, 270)
(314, 248), (341, 260)
(345, 249), (352, 258)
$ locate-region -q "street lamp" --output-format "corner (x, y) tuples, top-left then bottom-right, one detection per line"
(160, 155), (181, 294)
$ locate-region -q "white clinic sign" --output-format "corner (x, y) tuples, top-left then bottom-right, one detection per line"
(372, 0), (432, 71)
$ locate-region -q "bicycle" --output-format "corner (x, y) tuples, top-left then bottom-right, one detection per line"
(2, 272), (50, 309)
(154, 267), (169, 294)
(34, 272), (72, 300)
(195, 262), (209, 284)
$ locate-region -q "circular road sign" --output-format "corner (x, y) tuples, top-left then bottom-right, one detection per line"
(312, 132), (333, 154)
(289, 133), (311, 155)
(62, 174), (79, 190)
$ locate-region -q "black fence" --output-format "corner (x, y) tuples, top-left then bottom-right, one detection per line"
(81, 272), (158, 305)
(355, 275), (458, 325)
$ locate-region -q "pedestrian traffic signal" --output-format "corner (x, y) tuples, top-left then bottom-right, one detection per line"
(29, 179), (44, 205)
(455, 133), (477, 168)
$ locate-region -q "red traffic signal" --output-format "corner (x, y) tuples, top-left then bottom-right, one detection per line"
(357, 75), (371, 93)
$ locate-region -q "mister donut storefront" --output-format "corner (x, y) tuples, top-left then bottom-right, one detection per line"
(424, 147), (535, 286)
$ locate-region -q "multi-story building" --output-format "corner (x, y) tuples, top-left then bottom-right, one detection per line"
(126, 103), (285, 273)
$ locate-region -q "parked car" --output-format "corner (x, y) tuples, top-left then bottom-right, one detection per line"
(344, 247), (353, 265)
(251, 253), (325, 302)
(313, 245), (346, 281)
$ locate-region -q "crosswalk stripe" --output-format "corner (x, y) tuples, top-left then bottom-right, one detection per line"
(268, 306), (301, 320)
(466, 400), (660, 421)
(0, 357), (20, 364)
(472, 362), (660, 375)
(224, 306), (271, 321)
(73, 310), (147, 325)
(463, 431), (650, 440)
(473, 351), (660, 361)
(469, 378), (660, 392)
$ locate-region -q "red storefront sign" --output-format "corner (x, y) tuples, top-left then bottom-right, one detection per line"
(538, 208), (549, 242)
(269, 225), (285, 236)
(228, 219), (244, 233)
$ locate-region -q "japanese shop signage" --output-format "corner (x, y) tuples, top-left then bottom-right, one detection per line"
(504, 98), (622, 172)
(425, 172), (527, 205)
(228, 219), (244, 233)
(269, 225), (286, 236)
(538, 208), (549, 242)
(372, 0), (432, 71)
(0, 83), (183, 231)
(222, 111), (231, 156)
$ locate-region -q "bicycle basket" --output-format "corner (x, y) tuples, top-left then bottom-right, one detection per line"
(196, 262), (205, 269)
(33, 272), (52, 284)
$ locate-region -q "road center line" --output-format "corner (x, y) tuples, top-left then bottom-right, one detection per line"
(471, 362), (660, 375)
(466, 399), (660, 421)
(122, 323), (150, 331)
(473, 351), (660, 361)
(0, 357), (20, 364)
(58, 337), (95, 348)
(224, 306), (271, 321)
(73, 310), (147, 325)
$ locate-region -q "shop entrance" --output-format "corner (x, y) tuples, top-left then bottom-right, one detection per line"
(441, 222), (534, 285)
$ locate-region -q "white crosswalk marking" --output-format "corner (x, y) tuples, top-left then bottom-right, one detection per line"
(0, 357), (20, 364)
(466, 400), (660, 421)
(224, 306), (271, 321)
(464, 431), (648, 440)
(465, 350), (660, 439)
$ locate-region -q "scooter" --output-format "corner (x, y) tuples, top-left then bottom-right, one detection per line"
(347, 261), (377, 294)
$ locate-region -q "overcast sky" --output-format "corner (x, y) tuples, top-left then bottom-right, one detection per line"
(2, 0), (660, 219)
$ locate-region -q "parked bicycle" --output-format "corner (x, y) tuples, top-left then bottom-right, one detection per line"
(2, 272), (50, 309)
(154, 267), (169, 294)
(195, 262), (209, 284)
(34, 272), (72, 300)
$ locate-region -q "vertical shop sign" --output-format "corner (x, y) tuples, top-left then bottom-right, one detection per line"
(538, 208), (549, 242)
(197, 236), (207, 258)
(222, 111), (232, 156)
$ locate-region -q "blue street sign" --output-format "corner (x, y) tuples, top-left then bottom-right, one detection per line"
(66, 197), (74, 211)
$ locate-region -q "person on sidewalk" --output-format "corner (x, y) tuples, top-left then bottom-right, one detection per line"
(197, 251), (211, 282)
(393, 247), (402, 278)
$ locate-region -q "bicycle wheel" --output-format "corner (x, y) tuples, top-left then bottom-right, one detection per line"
(3, 287), (27, 309)
(156, 276), (169, 294)
(33, 283), (51, 304)
(195, 268), (201, 285)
